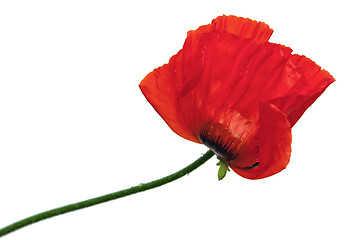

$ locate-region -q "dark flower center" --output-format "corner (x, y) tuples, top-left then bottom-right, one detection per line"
(199, 122), (241, 161)
(199, 121), (260, 169)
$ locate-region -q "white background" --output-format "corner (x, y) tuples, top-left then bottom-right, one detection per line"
(1, 0), (360, 239)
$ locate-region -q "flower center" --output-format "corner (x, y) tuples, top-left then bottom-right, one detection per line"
(199, 122), (241, 161)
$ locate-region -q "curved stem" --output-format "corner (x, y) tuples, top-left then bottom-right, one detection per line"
(0, 150), (214, 238)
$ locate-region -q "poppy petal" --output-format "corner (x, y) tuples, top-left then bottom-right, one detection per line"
(230, 102), (292, 179)
(140, 51), (201, 143)
(270, 55), (335, 127)
(185, 15), (273, 57)
(179, 32), (295, 128)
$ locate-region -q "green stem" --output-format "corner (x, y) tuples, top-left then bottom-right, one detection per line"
(0, 150), (214, 238)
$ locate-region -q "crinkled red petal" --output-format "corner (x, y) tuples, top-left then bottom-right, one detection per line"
(230, 102), (292, 179)
(270, 55), (335, 127)
(140, 51), (201, 143)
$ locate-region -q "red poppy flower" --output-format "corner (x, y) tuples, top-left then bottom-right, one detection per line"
(139, 15), (335, 180)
